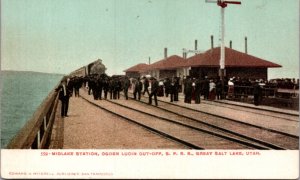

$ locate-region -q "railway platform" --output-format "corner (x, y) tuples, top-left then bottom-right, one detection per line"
(50, 89), (299, 149)
(51, 93), (188, 149)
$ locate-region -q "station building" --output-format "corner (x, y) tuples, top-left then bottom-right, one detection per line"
(124, 63), (149, 78)
(124, 48), (190, 80)
(147, 55), (190, 80)
(123, 45), (281, 81)
(187, 47), (282, 80)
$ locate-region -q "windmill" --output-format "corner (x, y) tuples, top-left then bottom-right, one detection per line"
(206, 0), (241, 99)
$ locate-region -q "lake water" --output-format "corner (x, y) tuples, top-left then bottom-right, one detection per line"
(0, 71), (63, 148)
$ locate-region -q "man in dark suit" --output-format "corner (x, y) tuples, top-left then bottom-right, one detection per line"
(56, 79), (71, 117)
(195, 77), (201, 104)
(148, 77), (159, 106)
(169, 78), (175, 102)
(253, 81), (262, 106)
(174, 77), (180, 101)
(184, 77), (192, 104)
(133, 77), (143, 100)
(143, 77), (150, 96)
(202, 76), (210, 100)
(123, 76), (130, 100)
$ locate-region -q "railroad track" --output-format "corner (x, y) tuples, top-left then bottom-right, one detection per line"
(124, 92), (299, 150)
(201, 100), (299, 122)
(80, 92), (297, 150)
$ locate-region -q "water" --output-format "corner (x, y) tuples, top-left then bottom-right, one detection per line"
(0, 71), (63, 148)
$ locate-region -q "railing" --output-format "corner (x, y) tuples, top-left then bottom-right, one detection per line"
(227, 85), (298, 98)
(6, 86), (60, 149)
(226, 85), (299, 108)
(227, 85), (277, 98)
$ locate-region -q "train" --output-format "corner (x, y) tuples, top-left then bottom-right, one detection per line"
(69, 59), (107, 77)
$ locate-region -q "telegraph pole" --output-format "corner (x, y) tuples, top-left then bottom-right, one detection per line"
(206, 0), (241, 99)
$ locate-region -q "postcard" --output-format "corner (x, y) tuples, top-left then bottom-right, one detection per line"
(1, 0), (299, 179)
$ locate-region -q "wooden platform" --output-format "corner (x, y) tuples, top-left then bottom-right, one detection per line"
(50, 91), (188, 149)
(50, 89), (299, 149)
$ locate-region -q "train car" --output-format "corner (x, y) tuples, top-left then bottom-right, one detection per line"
(70, 59), (107, 77)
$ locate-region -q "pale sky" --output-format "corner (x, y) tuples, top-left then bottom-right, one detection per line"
(1, 0), (299, 79)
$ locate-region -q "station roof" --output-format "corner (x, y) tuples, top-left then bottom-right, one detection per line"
(147, 55), (188, 70)
(124, 63), (149, 72)
(187, 47), (282, 68)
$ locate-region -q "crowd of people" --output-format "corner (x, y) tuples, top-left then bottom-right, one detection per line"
(56, 74), (299, 117)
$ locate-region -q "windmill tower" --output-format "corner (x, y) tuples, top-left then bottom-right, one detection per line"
(206, 0), (241, 98)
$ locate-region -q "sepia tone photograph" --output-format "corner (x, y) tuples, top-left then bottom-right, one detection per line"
(1, 0), (299, 179)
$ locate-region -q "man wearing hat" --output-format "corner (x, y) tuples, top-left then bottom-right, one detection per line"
(253, 80), (262, 106)
(56, 79), (72, 117)
(148, 77), (159, 106)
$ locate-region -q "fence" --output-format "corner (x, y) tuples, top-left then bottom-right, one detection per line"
(7, 86), (60, 149)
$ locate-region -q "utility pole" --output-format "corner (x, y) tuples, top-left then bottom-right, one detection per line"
(206, 0), (241, 99)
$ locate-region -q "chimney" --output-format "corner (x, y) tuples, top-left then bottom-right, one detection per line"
(230, 40), (232, 49)
(183, 52), (186, 59)
(164, 47), (168, 59)
(211, 35), (214, 49)
(245, 36), (248, 54)
(195, 40), (198, 50)
(148, 57), (151, 64)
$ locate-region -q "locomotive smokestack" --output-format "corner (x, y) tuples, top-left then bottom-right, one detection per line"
(183, 52), (187, 59)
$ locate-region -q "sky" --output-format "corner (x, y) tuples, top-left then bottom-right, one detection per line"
(1, 0), (299, 79)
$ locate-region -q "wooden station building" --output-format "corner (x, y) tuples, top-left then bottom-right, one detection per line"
(188, 47), (281, 80)
(124, 46), (281, 81)
(124, 63), (149, 79)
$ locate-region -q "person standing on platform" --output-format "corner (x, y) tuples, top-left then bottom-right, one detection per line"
(192, 78), (196, 102)
(164, 78), (171, 97)
(56, 79), (71, 117)
(149, 77), (159, 106)
(103, 77), (109, 99)
(74, 77), (82, 97)
(203, 76), (210, 100)
(174, 77), (180, 101)
(108, 78), (113, 99)
(253, 81), (262, 106)
(169, 78), (175, 102)
(194, 78), (201, 104)
(157, 80), (164, 97)
(116, 77), (122, 99)
(228, 78), (235, 98)
(133, 77), (143, 100)
(209, 79), (216, 100)
(97, 76), (103, 100)
(93, 76), (100, 100)
(123, 76), (130, 100)
(184, 77), (192, 104)
(143, 77), (150, 96)
(87, 76), (93, 95)
(216, 79), (222, 100)
(112, 78), (118, 99)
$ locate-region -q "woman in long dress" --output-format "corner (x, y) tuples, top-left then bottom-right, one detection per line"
(209, 79), (216, 100)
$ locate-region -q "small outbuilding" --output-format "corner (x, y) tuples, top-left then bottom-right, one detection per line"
(147, 55), (190, 80)
(124, 63), (149, 78)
